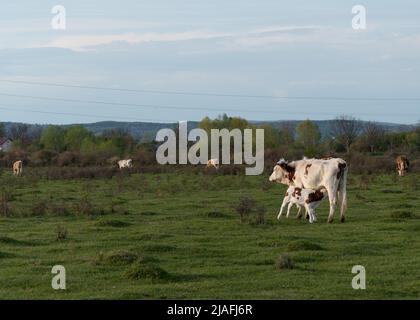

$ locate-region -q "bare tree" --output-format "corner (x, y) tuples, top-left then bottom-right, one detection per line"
(8, 123), (30, 144)
(330, 115), (363, 153)
(363, 122), (385, 153)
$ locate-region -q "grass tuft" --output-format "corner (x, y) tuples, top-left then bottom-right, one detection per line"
(390, 211), (416, 220)
(96, 220), (131, 228)
(287, 240), (323, 252)
(124, 260), (169, 280)
(275, 254), (294, 270)
(95, 250), (139, 265)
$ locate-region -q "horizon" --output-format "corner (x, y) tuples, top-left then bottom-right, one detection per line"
(1, 1), (420, 124)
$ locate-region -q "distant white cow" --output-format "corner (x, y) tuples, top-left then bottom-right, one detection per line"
(206, 158), (219, 169)
(118, 159), (133, 169)
(278, 186), (327, 223)
(269, 157), (348, 223)
(13, 160), (23, 176)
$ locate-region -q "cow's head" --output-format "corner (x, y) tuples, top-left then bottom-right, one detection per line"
(269, 159), (296, 185)
(397, 157), (409, 176)
(127, 159), (133, 167)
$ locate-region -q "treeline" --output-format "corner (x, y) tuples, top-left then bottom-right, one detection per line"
(0, 124), (156, 167)
(0, 115), (418, 170)
(199, 114), (419, 157)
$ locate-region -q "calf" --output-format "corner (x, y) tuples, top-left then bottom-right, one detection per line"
(278, 186), (327, 223)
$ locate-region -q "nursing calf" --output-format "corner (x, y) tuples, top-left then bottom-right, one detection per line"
(278, 186), (327, 223)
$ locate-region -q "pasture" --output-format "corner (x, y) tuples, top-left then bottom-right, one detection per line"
(0, 168), (419, 299)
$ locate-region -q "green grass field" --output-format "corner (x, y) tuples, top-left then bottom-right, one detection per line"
(0, 170), (419, 299)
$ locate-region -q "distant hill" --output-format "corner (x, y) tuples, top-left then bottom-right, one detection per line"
(1, 120), (415, 141)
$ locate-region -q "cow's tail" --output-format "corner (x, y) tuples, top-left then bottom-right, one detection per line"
(337, 162), (348, 223)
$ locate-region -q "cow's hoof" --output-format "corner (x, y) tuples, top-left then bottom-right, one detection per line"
(340, 217), (345, 223)
(327, 219), (333, 224)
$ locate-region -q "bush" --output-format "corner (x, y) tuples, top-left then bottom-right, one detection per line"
(31, 199), (48, 216)
(95, 250), (139, 265)
(234, 196), (256, 223)
(124, 260), (168, 280)
(275, 254), (294, 270)
(254, 205), (267, 225)
(74, 194), (103, 217)
(390, 211), (416, 220)
(96, 220), (131, 228)
(0, 190), (12, 217)
(56, 151), (79, 167)
(287, 240), (323, 251)
(56, 226), (68, 241)
(29, 150), (58, 166)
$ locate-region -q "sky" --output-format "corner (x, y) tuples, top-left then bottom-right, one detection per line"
(0, 0), (419, 124)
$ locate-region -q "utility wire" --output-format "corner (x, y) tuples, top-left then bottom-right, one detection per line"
(1, 79), (420, 101)
(0, 92), (329, 115)
(0, 105), (177, 123)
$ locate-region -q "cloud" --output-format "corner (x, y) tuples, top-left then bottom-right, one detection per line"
(41, 25), (323, 51)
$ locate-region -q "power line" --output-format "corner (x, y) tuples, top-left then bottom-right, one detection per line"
(0, 92), (418, 119)
(0, 105), (177, 123)
(1, 78), (420, 101)
(0, 92), (329, 115)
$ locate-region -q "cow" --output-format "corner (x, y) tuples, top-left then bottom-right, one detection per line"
(206, 158), (219, 169)
(269, 157), (348, 223)
(396, 156), (409, 176)
(118, 159), (133, 169)
(278, 186), (328, 223)
(13, 160), (23, 176)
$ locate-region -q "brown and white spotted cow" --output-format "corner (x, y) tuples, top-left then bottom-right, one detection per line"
(269, 157), (348, 223)
(396, 156), (409, 176)
(278, 186), (327, 223)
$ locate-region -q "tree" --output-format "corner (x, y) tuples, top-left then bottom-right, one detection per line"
(40, 125), (65, 151)
(0, 123), (5, 138)
(8, 123), (30, 144)
(362, 122), (385, 153)
(330, 115), (363, 153)
(259, 124), (281, 149)
(296, 120), (321, 153)
(64, 126), (92, 151)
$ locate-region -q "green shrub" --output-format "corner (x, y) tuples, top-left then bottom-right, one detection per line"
(275, 254), (294, 270)
(124, 260), (168, 280)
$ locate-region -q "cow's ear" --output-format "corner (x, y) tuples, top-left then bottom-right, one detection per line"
(278, 161), (295, 173)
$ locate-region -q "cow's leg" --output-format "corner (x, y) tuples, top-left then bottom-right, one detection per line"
(304, 208), (310, 220)
(277, 198), (288, 219)
(286, 202), (294, 218)
(326, 185), (338, 224)
(305, 205), (314, 223)
(338, 175), (348, 223)
(295, 204), (303, 219)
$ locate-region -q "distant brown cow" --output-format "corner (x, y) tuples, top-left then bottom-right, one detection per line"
(13, 160), (23, 176)
(396, 156), (409, 176)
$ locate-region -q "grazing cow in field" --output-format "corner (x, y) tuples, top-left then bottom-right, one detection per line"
(206, 158), (219, 169)
(118, 159), (133, 169)
(269, 157), (348, 223)
(396, 156), (409, 176)
(13, 160), (23, 176)
(278, 186), (327, 223)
